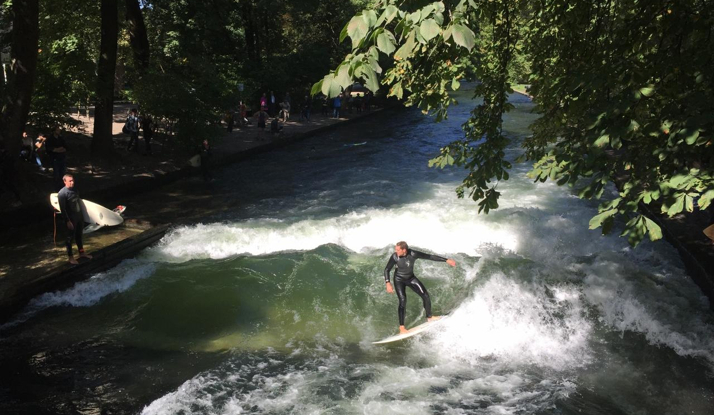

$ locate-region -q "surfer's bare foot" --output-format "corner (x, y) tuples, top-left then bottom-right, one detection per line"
(68, 257), (79, 265)
(79, 253), (92, 259)
(427, 316), (441, 322)
(399, 325), (409, 334)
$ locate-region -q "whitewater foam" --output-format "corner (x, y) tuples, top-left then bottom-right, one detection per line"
(0, 259), (156, 331)
(425, 274), (592, 371)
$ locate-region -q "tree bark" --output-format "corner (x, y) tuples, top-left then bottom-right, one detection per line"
(0, 0), (39, 202)
(92, 0), (119, 157)
(125, 0), (150, 70)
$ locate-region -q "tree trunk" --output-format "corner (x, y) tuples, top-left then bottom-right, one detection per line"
(242, 1), (260, 65)
(125, 0), (150, 70)
(92, 0), (119, 157)
(0, 0), (39, 203)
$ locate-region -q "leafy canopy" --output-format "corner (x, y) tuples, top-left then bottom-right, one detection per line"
(314, 0), (714, 246)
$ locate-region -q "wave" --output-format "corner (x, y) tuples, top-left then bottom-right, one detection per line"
(0, 260), (156, 331)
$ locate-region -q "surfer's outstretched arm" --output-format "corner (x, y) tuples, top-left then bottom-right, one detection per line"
(411, 250), (457, 267)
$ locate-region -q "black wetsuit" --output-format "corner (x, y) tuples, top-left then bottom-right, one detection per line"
(384, 249), (447, 326)
(57, 186), (84, 257)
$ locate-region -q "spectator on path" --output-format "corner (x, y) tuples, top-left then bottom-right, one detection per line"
(270, 117), (283, 134)
(279, 98), (290, 122)
(333, 93), (342, 119)
(300, 95), (312, 122)
(321, 95), (329, 116)
(45, 126), (68, 189)
(19, 131), (33, 162)
(260, 93), (268, 111)
(142, 114), (154, 155)
(198, 139), (213, 181)
(239, 101), (248, 126)
(20, 131), (47, 171)
(254, 108), (269, 140)
(226, 110), (234, 133)
(57, 174), (92, 265)
(269, 91), (276, 116)
(126, 108), (140, 153)
(34, 133), (48, 171)
(284, 93), (291, 111)
(364, 91), (373, 111)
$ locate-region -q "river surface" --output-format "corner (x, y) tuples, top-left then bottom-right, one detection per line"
(1, 92), (713, 414)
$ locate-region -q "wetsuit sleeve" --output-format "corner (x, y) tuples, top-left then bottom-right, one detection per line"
(57, 191), (69, 222)
(384, 256), (396, 283)
(411, 249), (447, 262)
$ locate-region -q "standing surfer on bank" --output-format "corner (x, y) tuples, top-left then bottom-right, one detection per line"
(58, 174), (92, 264)
(384, 241), (456, 334)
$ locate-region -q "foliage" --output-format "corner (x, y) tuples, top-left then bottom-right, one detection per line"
(28, 0), (98, 130)
(315, 0), (714, 246)
(124, 0), (367, 145)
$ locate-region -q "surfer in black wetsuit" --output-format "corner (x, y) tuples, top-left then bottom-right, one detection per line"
(384, 241), (456, 334)
(57, 174), (92, 265)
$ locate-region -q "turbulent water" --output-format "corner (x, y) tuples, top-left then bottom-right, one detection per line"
(2, 91), (714, 415)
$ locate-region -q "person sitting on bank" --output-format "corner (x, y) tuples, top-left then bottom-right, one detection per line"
(58, 174), (92, 265)
(270, 117), (283, 134)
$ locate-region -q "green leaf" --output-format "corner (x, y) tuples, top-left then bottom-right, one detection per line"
(639, 86), (655, 97)
(310, 80), (323, 97)
(665, 195), (685, 217)
(347, 15), (370, 49)
(683, 129), (700, 145)
(589, 208), (617, 230)
(685, 195), (694, 212)
(376, 31), (396, 55)
(451, 24), (475, 50)
(390, 81), (403, 99)
(320, 74), (342, 98)
(419, 19), (440, 41)
(384, 5), (399, 25)
(362, 10), (377, 27)
(408, 10), (422, 24)
(451, 78), (460, 91)
(335, 64), (352, 89)
(362, 65), (379, 93)
(339, 22), (349, 43)
(698, 190), (714, 210)
(442, 25), (453, 41)
(594, 134), (609, 147)
(643, 217), (663, 241)
(394, 31), (417, 60)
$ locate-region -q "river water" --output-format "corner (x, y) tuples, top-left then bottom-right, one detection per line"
(1, 92), (713, 414)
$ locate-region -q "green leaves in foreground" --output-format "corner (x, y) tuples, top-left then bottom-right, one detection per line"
(320, 0), (714, 248)
(314, 1), (477, 98)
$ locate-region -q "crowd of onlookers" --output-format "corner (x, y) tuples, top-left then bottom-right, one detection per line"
(16, 88), (378, 188)
(225, 88), (376, 137)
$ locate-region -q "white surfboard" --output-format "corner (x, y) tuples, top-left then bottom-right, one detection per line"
(50, 193), (124, 227)
(372, 316), (448, 345)
(188, 154), (201, 167)
(703, 224), (714, 241)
